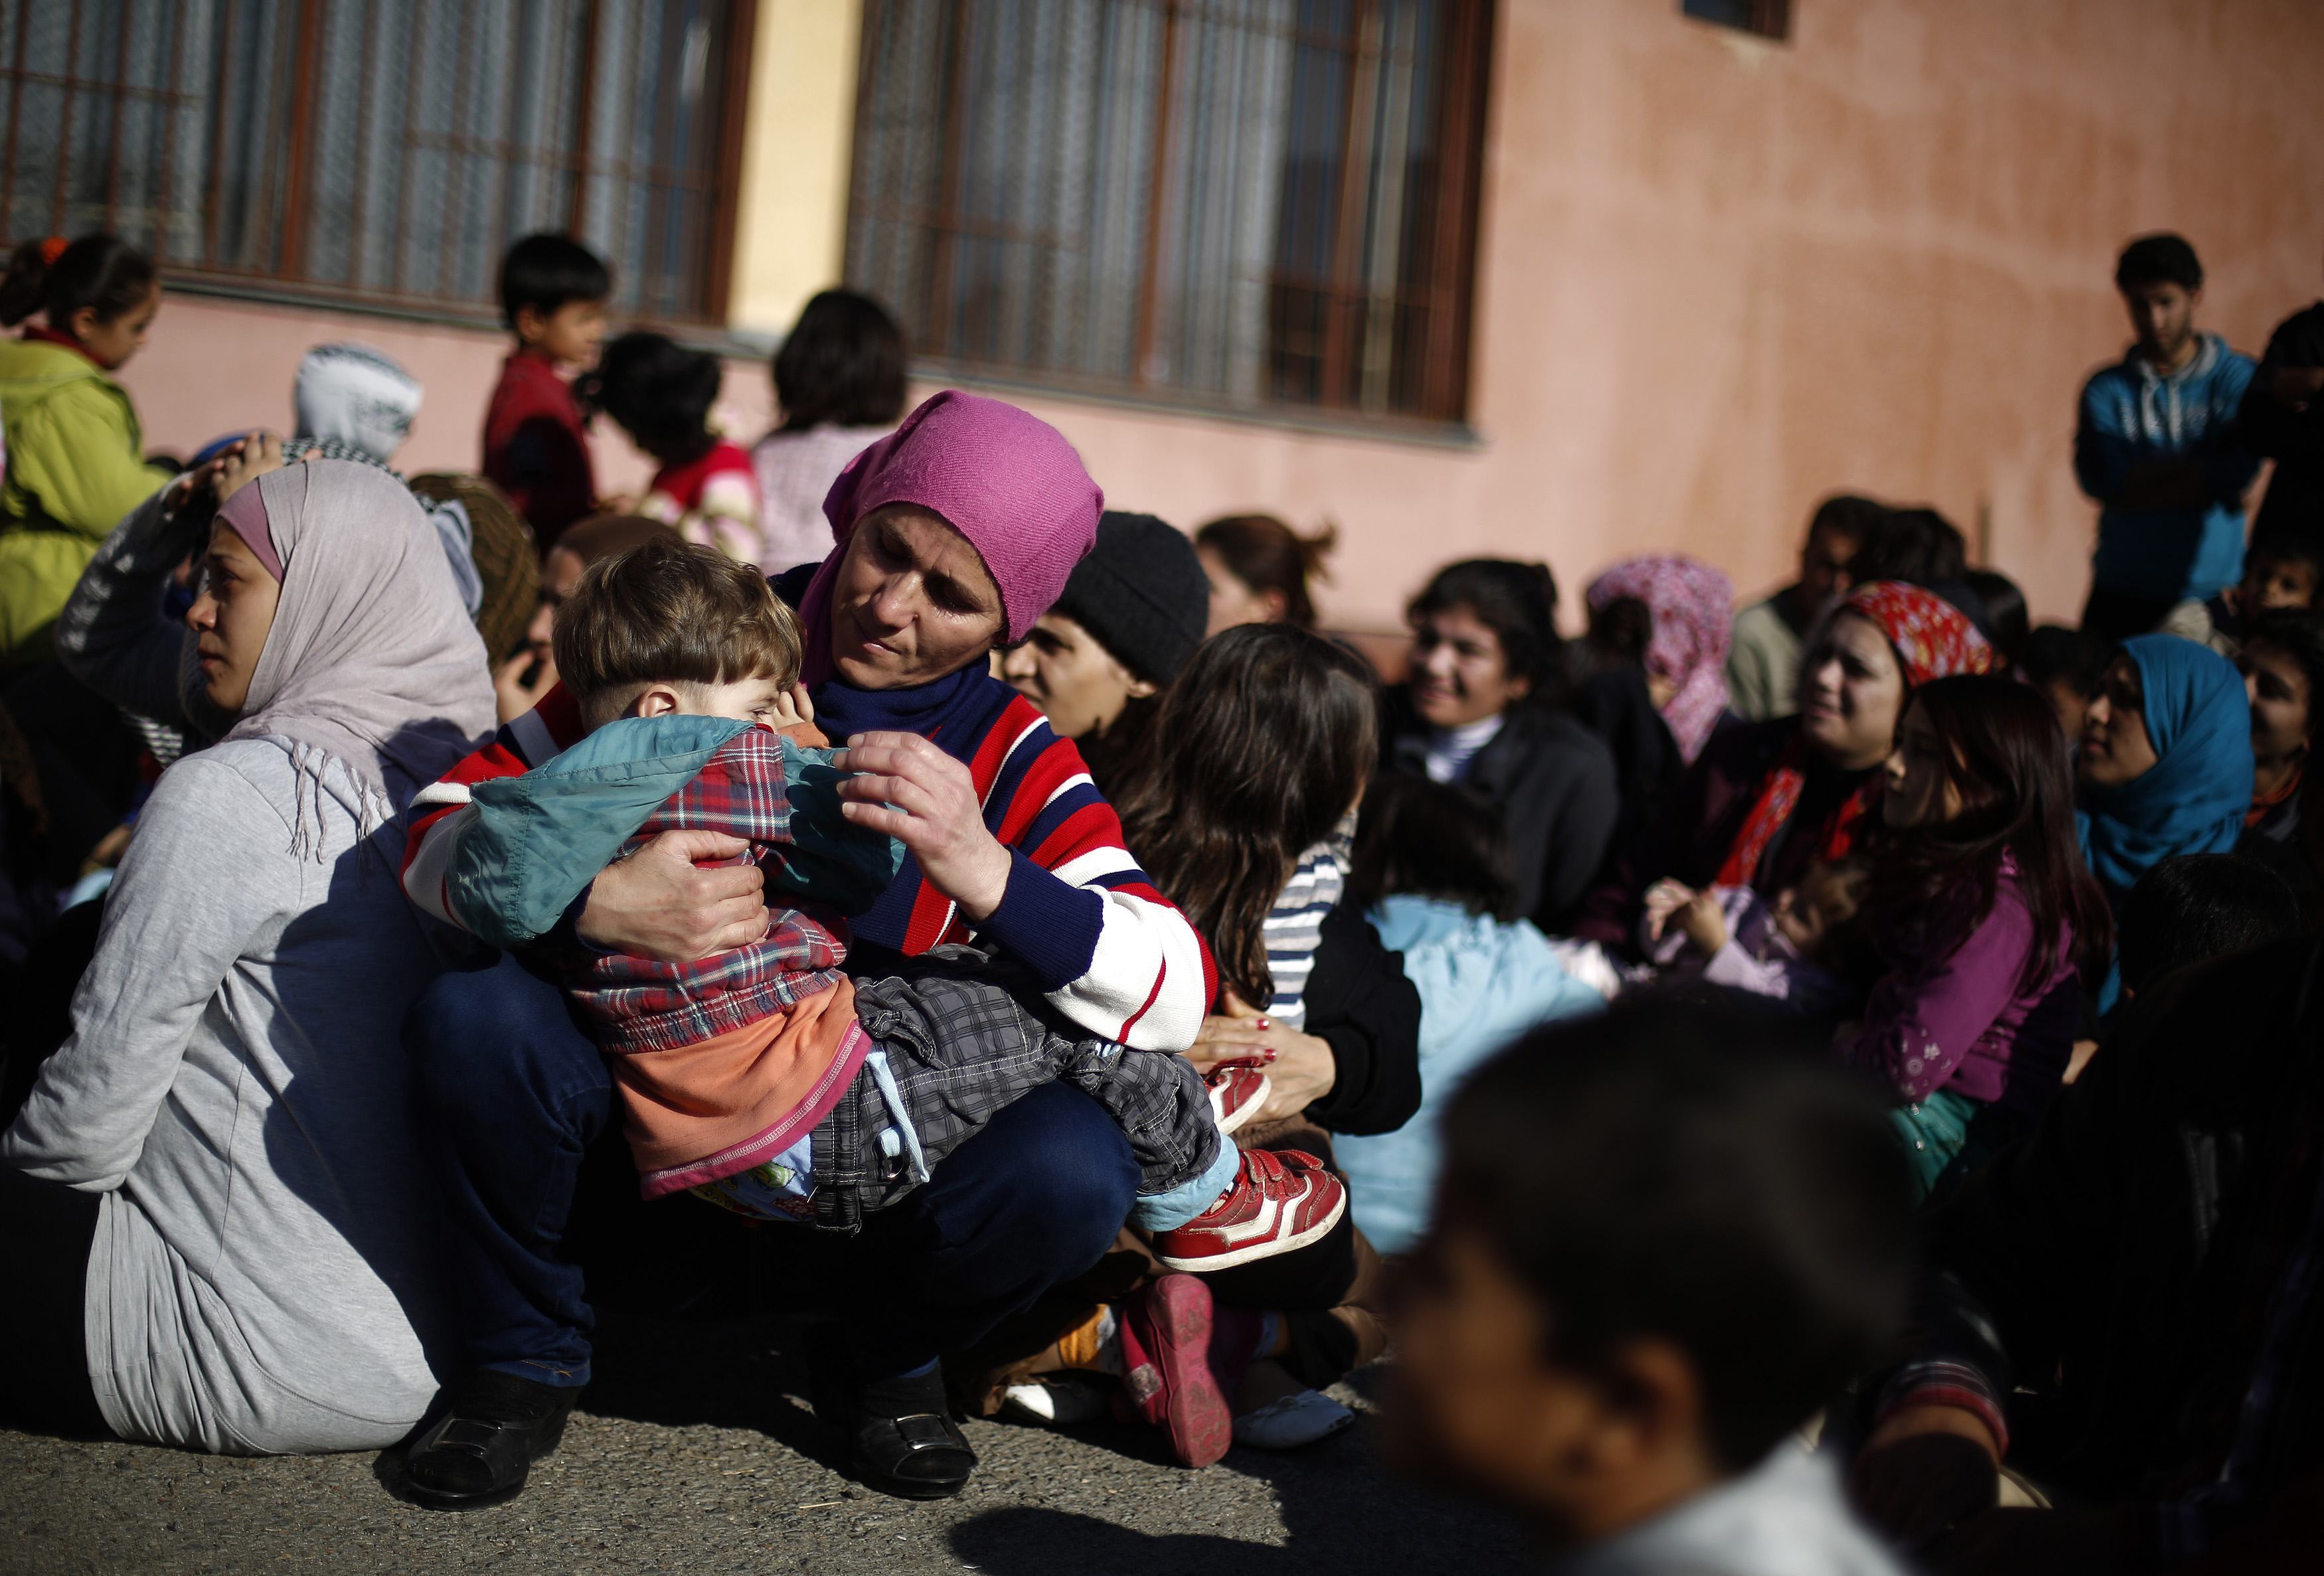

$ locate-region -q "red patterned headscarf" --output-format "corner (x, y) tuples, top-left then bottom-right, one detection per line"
(1714, 582), (1990, 889)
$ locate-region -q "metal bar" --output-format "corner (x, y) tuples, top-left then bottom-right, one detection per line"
(483, 0), (528, 281)
(50, 0), (85, 233)
(921, 0), (974, 358)
(568, 0), (600, 234)
(1132, 0), (1181, 384)
(2, 0), (41, 236)
(436, 0), (479, 296)
(203, 0), (237, 267)
(151, 0), (187, 263)
(101, 0), (134, 228)
(1318, 0), (1380, 408)
(278, 0), (325, 279)
(345, 0), (384, 285)
(0, 66), (194, 106)
(1421, 0), (1489, 420)
(390, 0), (429, 294)
(610, 0), (649, 307)
(1358, 0), (1416, 413)
(637, 0), (681, 314)
(704, 0), (758, 321)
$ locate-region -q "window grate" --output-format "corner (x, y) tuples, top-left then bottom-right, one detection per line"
(847, 0), (1493, 425)
(0, 0), (756, 325)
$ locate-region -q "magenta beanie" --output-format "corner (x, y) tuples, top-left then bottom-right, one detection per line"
(807, 391), (1102, 658)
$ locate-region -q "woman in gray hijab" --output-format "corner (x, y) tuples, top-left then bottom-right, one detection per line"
(1, 453), (493, 1453)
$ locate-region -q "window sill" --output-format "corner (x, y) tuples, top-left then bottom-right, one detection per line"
(163, 274), (778, 362)
(910, 358), (1485, 452)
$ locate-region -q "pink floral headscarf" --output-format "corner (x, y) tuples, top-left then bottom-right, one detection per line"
(1585, 554), (1736, 763)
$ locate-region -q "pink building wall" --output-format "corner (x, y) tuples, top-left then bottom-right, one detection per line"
(119, 0), (2324, 633)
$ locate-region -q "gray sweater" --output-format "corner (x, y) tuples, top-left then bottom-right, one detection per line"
(3, 738), (448, 1453)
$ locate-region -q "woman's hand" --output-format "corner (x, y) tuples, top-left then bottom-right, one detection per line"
(493, 651), (559, 725)
(835, 730), (1013, 921)
(1185, 990), (1337, 1123)
(576, 829), (769, 962)
(1643, 879), (1693, 941)
(1850, 1402), (2003, 1551)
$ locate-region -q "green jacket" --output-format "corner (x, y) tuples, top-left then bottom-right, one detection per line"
(0, 337), (173, 663)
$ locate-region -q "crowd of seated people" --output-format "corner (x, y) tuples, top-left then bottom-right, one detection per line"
(1, 219), (2322, 1575)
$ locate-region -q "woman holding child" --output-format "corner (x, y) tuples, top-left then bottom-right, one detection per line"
(0, 454), (493, 1449)
(1578, 580), (1994, 949)
(400, 392), (1222, 1507)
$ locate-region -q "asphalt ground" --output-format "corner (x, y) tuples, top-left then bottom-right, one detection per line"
(0, 1318), (1531, 1576)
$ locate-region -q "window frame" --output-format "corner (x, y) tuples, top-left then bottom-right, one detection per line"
(1679, 0), (1791, 44)
(0, 0), (762, 330)
(845, 0), (1497, 435)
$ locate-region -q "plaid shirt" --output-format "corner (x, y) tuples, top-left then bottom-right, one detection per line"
(562, 728), (850, 1055)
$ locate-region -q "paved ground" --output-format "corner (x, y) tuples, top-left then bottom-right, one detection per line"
(0, 1318), (1529, 1576)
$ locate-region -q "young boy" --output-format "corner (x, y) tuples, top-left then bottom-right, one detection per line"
(2074, 232), (2262, 642)
(583, 331), (761, 562)
(483, 232), (609, 549)
(2159, 522), (2324, 656)
(2022, 622), (2112, 745)
(1386, 999), (1915, 1575)
(449, 540), (1341, 1266)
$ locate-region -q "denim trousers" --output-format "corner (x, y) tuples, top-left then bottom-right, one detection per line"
(404, 952), (1142, 1386)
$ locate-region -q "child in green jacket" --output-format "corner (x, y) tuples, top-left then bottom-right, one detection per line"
(0, 234), (171, 663)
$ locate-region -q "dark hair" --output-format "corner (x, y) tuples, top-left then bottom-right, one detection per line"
(1851, 507), (1967, 587)
(1350, 771), (1520, 921)
(499, 232), (612, 329)
(1874, 674), (2113, 994)
(2116, 232), (2204, 294)
(2117, 854), (2301, 996)
(1433, 998), (1914, 1471)
(1407, 558), (1566, 709)
(1583, 594), (1653, 668)
(1193, 514), (1337, 629)
(0, 234), (156, 330)
(1807, 493), (1886, 548)
(579, 332), (721, 465)
(2242, 609), (2324, 738)
(1961, 570), (2029, 671)
(2023, 623), (2111, 698)
(554, 537), (801, 730)
(1074, 691), (1163, 801)
(2246, 524), (2324, 591)
(1115, 625), (1379, 1005)
(774, 289), (907, 432)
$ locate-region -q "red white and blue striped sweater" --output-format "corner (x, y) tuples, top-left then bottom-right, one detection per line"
(402, 661), (1215, 1053)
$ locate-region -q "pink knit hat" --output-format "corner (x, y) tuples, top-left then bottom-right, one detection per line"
(793, 390), (1102, 684)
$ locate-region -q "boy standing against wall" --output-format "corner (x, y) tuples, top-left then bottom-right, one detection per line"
(2075, 233), (2260, 643)
(483, 233), (609, 551)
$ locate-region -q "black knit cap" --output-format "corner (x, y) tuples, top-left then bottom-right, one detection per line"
(1050, 511), (1210, 685)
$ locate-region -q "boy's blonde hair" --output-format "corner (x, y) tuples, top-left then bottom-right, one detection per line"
(554, 538), (802, 729)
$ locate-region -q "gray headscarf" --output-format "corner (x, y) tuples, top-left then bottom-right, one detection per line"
(209, 460), (493, 851)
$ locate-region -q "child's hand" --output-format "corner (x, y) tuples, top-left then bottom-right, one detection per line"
(1676, 890), (1729, 955)
(212, 432), (295, 505)
(1643, 879), (1695, 941)
(766, 683), (815, 734)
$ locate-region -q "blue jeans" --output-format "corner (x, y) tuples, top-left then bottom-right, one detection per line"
(406, 953), (1142, 1386)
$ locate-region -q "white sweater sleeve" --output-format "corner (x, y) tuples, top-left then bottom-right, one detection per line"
(1, 754), (298, 1190)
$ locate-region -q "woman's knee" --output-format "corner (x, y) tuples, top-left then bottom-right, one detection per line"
(405, 955), (608, 1127)
(962, 1084), (1141, 1267)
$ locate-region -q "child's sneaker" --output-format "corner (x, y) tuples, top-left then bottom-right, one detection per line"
(1118, 1273), (1234, 1468)
(1206, 1060), (1270, 1135)
(1152, 1148), (1346, 1272)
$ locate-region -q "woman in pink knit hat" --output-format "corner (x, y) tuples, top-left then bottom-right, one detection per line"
(400, 390), (1226, 1509)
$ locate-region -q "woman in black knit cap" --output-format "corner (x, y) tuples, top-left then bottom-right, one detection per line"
(1001, 510), (1211, 793)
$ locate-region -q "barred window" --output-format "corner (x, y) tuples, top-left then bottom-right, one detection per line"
(1681, 0), (1791, 42)
(847, 0), (1493, 426)
(0, 0), (756, 324)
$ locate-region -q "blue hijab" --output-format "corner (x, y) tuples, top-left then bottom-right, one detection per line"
(2077, 635), (2252, 1006)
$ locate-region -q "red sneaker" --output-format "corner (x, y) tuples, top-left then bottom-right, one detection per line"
(1151, 1148), (1347, 1273)
(1205, 1060), (1270, 1136)
(1118, 1273), (1233, 1467)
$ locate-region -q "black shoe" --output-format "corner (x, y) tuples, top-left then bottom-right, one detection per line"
(402, 1372), (581, 1512)
(811, 1358), (977, 1501)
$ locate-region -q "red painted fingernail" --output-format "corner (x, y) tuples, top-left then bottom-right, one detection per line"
(1264, 1048), (1278, 1062)
(1256, 1017), (1271, 1028)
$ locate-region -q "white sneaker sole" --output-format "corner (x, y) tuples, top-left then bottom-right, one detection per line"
(1152, 1185), (1347, 1273)
(1210, 1074), (1271, 1136)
